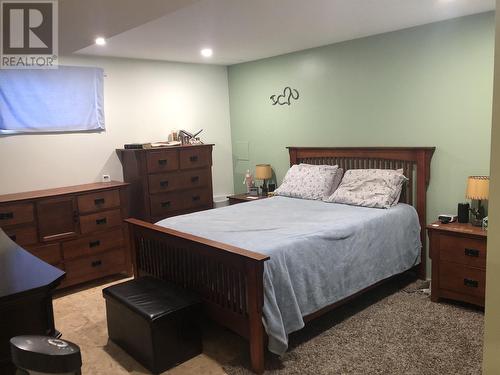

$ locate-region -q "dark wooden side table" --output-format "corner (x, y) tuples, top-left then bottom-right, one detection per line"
(227, 193), (269, 205)
(427, 221), (487, 307)
(0, 229), (65, 374)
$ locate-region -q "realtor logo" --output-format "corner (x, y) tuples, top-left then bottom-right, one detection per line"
(1, 0), (58, 68)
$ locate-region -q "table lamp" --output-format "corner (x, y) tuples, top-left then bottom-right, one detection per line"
(255, 164), (272, 196)
(466, 176), (489, 226)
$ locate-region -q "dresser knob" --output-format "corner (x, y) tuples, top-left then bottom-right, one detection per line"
(158, 159), (167, 165)
(0, 212), (14, 220)
(95, 218), (107, 225)
(189, 155), (198, 162)
(464, 278), (479, 288)
(160, 180), (169, 187)
(91, 260), (102, 267)
(191, 176), (199, 183)
(94, 198), (105, 205)
(89, 240), (101, 248)
(161, 201), (171, 208)
(464, 248), (480, 257)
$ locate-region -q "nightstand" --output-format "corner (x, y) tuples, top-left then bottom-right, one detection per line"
(427, 222), (487, 307)
(227, 193), (269, 205)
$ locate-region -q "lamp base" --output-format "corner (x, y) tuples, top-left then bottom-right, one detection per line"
(261, 180), (268, 196)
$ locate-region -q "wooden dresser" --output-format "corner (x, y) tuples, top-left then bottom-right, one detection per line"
(427, 222), (487, 307)
(117, 144), (214, 222)
(0, 182), (131, 288)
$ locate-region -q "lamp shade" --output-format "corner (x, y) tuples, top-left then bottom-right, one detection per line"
(466, 176), (489, 200)
(255, 164), (272, 180)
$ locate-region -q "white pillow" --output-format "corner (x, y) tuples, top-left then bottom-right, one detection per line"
(324, 169), (407, 208)
(275, 164), (339, 200)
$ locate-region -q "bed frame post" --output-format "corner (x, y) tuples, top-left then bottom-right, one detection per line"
(246, 260), (265, 374)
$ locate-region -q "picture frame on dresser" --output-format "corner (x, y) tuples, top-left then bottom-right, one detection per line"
(427, 222), (487, 307)
(0, 182), (131, 289)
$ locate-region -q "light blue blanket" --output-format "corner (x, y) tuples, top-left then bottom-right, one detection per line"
(156, 196), (421, 355)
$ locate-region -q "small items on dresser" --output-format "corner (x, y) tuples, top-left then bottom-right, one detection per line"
(427, 222), (487, 307)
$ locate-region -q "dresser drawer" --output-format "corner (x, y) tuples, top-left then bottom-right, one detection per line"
(439, 262), (485, 299)
(180, 168), (210, 190)
(78, 189), (121, 214)
(182, 188), (212, 210)
(64, 248), (126, 284)
(148, 172), (181, 194)
(179, 148), (210, 170)
(79, 209), (123, 234)
(26, 243), (62, 265)
(0, 203), (34, 226)
(4, 225), (37, 246)
(439, 234), (486, 268)
(150, 192), (183, 217)
(147, 150), (179, 173)
(62, 228), (125, 260)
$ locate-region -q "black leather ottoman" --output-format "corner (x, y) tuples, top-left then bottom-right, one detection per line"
(103, 277), (202, 374)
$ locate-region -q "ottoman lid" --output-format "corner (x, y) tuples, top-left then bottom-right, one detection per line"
(103, 277), (201, 321)
(10, 336), (81, 374)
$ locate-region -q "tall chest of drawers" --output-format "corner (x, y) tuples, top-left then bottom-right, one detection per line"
(427, 222), (487, 307)
(117, 144), (214, 222)
(0, 182), (131, 288)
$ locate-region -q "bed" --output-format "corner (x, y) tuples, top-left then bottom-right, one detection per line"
(125, 146), (435, 374)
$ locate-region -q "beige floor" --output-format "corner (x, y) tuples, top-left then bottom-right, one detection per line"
(53, 277), (246, 375)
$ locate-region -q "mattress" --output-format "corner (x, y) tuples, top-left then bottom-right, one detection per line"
(156, 196), (421, 355)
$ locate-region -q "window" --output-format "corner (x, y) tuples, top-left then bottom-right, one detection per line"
(0, 66), (104, 134)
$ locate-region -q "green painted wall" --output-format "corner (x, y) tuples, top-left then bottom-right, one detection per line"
(228, 12), (495, 275)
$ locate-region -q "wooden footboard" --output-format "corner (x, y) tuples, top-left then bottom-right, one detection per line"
(125, 218), (269, 374)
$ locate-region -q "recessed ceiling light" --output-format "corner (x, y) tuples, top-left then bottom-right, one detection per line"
(95, 37), (106, 46)
(200, 48), (213, 58)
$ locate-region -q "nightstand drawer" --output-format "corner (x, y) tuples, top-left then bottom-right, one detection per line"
(439, 234), (486, 268)
(439, 262), (485, 299)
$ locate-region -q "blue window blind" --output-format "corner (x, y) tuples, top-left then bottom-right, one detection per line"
(0, 66), (105, 134)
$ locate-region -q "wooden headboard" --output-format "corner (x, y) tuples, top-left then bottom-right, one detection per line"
(288, 146), (435, 279)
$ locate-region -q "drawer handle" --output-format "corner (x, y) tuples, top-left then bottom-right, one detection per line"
(0, 212), (14, 220)
(158, 159), (168, 165)
(96, 218), (107, 225)
(160, 180), (169, 187)
(464, 278), (479, 288)
(191, 176), (199, 183)
(94, 198), (105, 205)
(464, 248), (480, 257)
(189, 155), (198, 162)
(89, 240), (101, 248)
(91, 260), (102, 267)
(192, 195), (200, 202)
(8, 234), (16, 242)
(161, 201), (171, 208)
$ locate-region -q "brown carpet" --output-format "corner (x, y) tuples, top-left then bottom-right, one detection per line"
(223, 276), (484, 375)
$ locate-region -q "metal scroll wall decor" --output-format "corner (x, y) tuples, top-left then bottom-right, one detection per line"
(270, 87), (299, 106)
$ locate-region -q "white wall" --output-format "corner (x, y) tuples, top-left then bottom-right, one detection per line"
(0, 55), (234, 197)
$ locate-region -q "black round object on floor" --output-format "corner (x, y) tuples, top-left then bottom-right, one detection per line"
(10, 336), (82, 374)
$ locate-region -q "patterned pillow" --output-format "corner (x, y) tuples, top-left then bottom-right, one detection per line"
(324, 169), (407, 208)
(299, 164), (344, 196)
(275, 164), (339, 200)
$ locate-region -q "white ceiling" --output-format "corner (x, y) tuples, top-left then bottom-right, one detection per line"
(73, 0), (495, 65)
